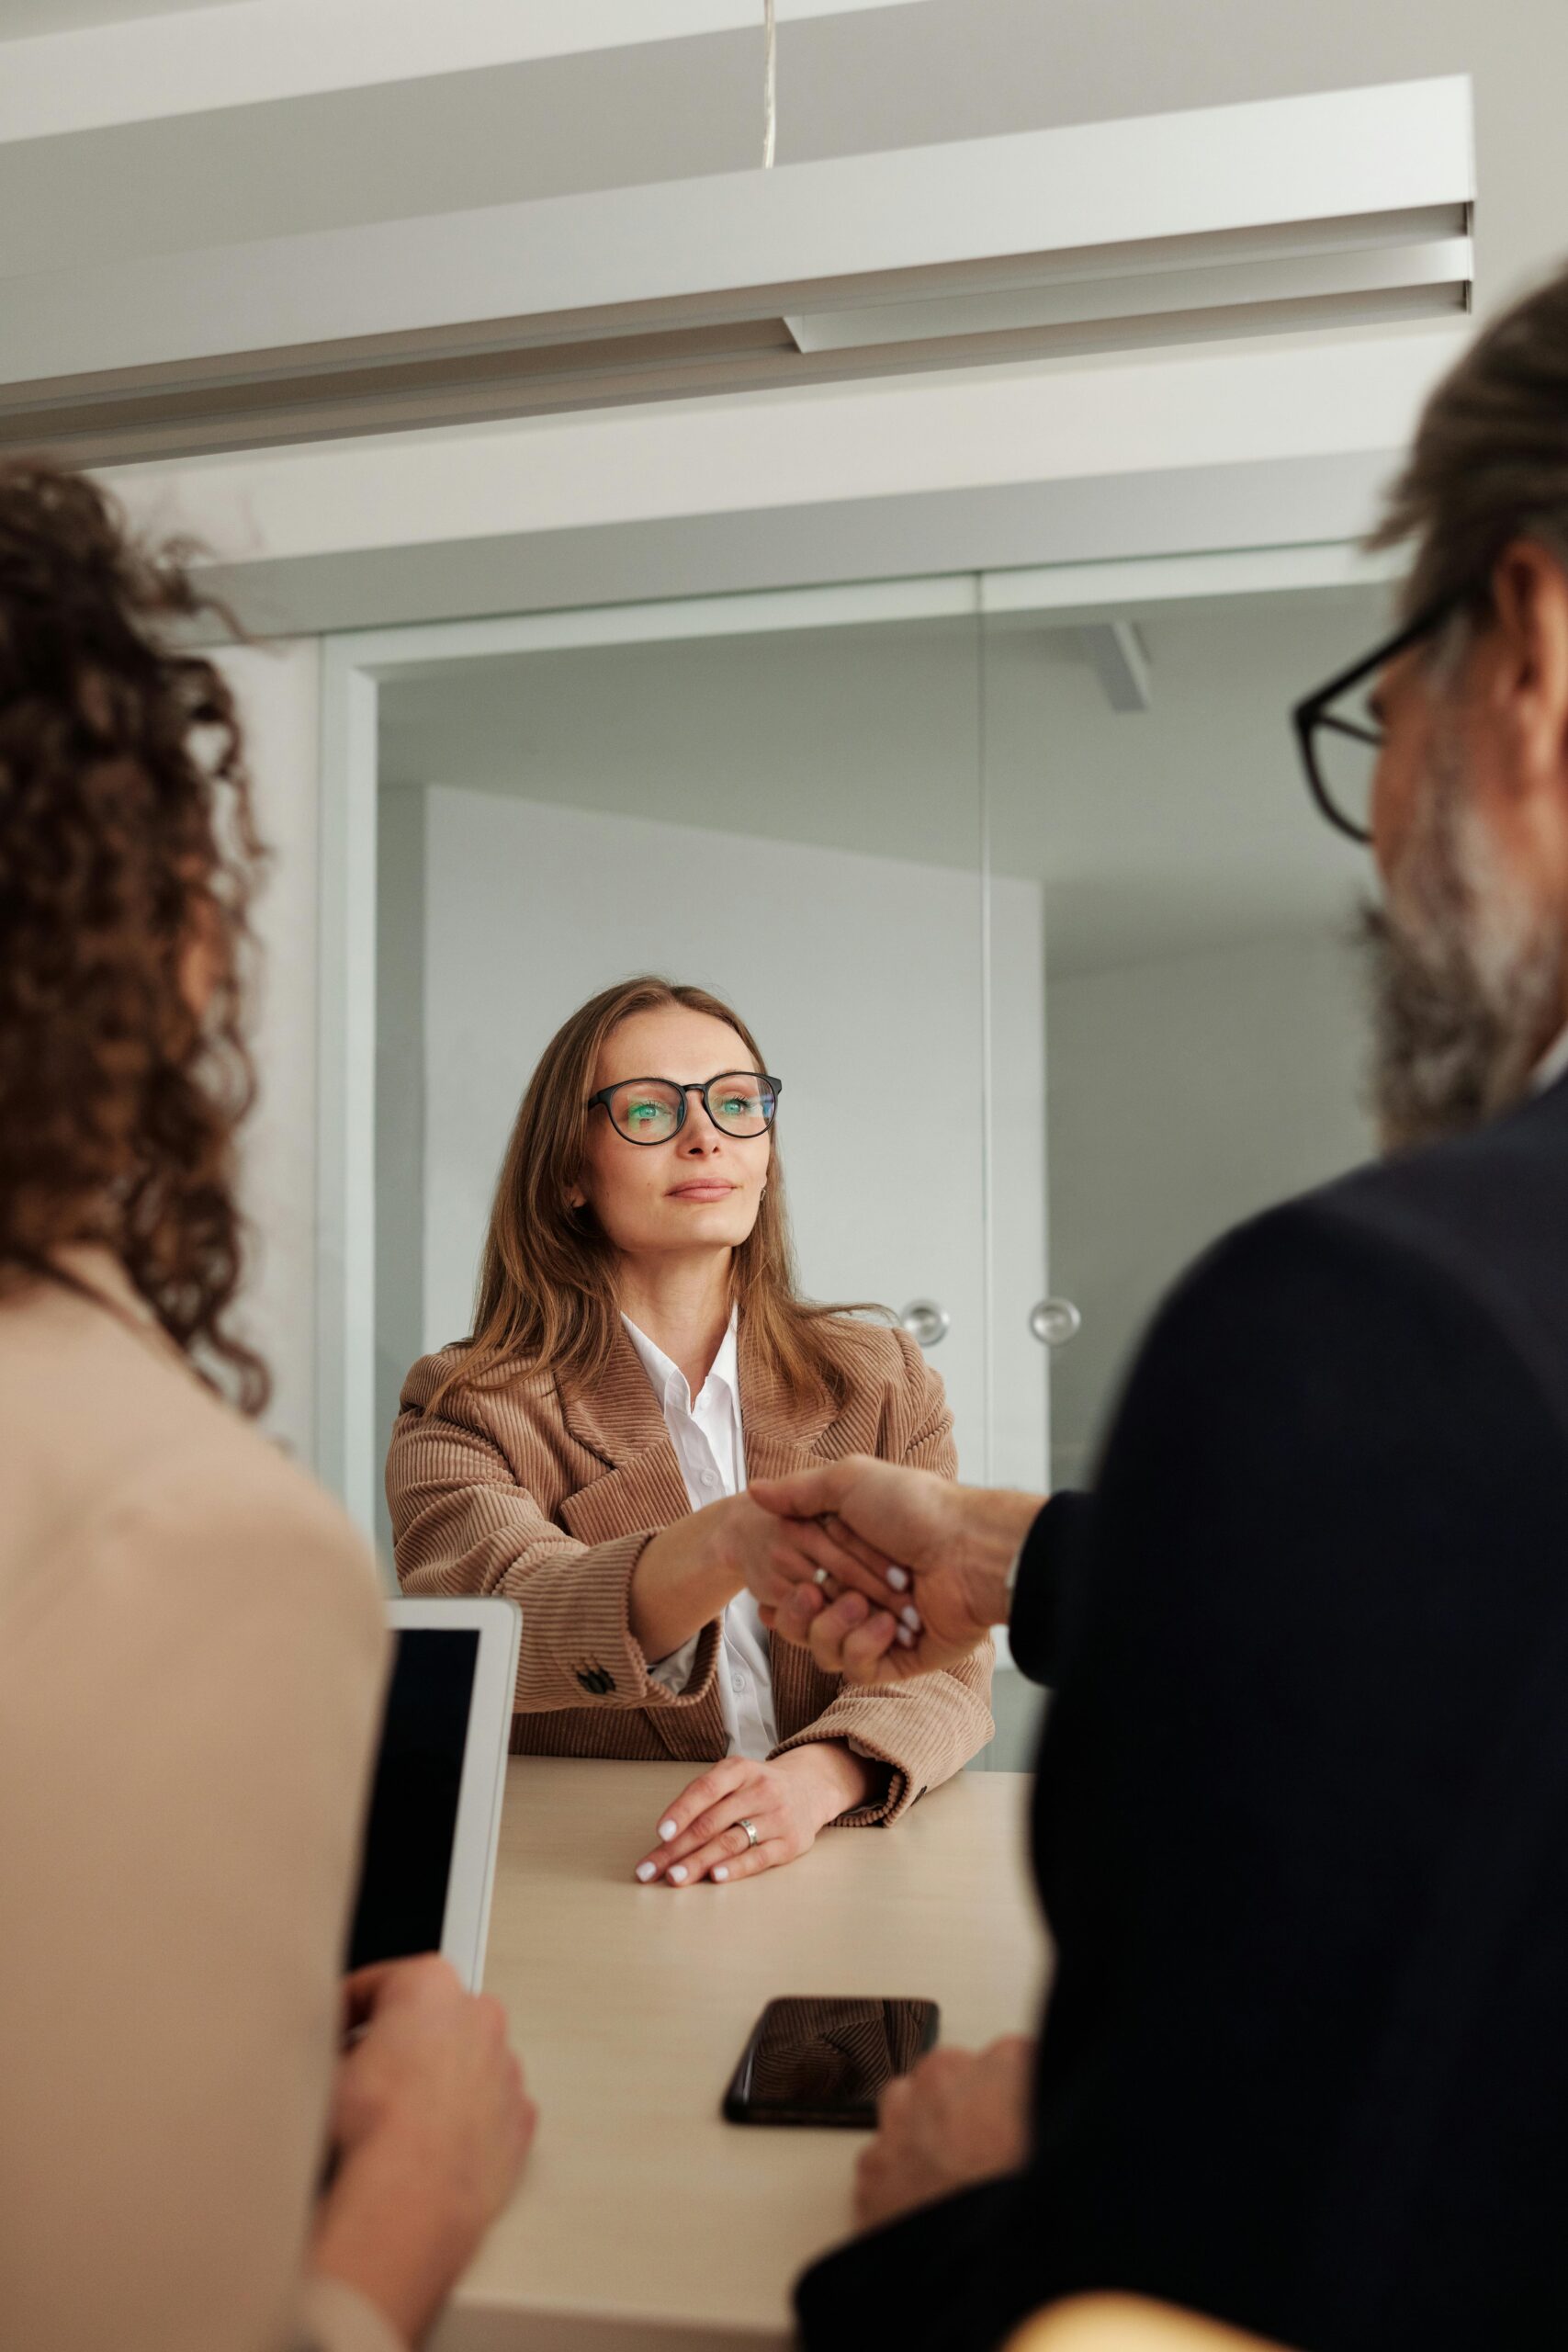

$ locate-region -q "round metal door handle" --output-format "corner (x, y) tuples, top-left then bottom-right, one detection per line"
(1030, 1297), (1082, 1348)
(899, 1299), (951, 1350)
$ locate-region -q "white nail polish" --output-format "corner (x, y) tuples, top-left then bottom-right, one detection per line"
(896, 1625), (916, 1647)
(636, 1860), (657, 1883)
(659, 1820), (678, 1842)
(669, 1863), (688, 1883)
(902, 1605), (922, 1632)
(886, 1566), (909, 1590)
(713, 1866), (728, 1882)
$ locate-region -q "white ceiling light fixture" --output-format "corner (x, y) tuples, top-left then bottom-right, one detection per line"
(0, 75), (1473, 469)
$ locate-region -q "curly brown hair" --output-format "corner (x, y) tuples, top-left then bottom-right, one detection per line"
(0, 458), (269, 1410)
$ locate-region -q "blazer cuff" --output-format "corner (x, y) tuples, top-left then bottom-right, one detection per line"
(518, 1529), (722, 1715)
(770, 1719), (908, 1825)
(299, 2274), (409, 2352)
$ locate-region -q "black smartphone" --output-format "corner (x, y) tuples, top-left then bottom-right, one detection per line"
(722, 1995), (940, 2128)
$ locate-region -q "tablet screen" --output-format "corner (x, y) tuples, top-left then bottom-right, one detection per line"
(346, 1628), (479, 1971)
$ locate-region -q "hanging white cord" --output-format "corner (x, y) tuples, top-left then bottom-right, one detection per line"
(762, 0), (777, 168)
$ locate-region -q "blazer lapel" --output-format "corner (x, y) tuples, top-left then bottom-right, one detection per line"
(554, 1314), (846, 1752)
(736, 1313), (837, 1482)
(558, 1338), (694, 1562)
(557, 1323), (670, 1469)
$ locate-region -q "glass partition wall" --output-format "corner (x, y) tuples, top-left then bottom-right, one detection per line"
(979, 583), (1384, 1502)
(363, 568), (1393, 1764)
(372, 597), (996, 1506)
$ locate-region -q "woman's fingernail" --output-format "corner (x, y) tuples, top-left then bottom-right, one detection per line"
(886, 1566), (910, 1590)
(901, 1605), (922, 1631)
(713, 1866), (729, 1882)
(669, 1864), (688, 1883)
(659, 1820), (678, 1842)
(635, 1860), (658, 1883)
(896, 1625), (916, 1648)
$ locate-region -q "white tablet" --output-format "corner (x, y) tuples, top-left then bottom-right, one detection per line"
(346, 1597), (521, 1993)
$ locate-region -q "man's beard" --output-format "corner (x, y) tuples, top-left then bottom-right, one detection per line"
(1362, 733), (1566, 1153)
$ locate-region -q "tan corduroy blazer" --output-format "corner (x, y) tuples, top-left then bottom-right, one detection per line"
(388, 1316), (993, 1824)
(0, 1254), (400, 2352)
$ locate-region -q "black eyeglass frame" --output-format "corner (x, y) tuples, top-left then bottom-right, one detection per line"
(1291, 590), (1468, 845)
(586, 1071), (784, 1146)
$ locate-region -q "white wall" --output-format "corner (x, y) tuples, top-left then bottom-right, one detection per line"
(375, 783), (427, 1556)
(216, 638), (324, 1467)
(1046, 928), (1374, 1488)
(412, 785), (1046, 1486)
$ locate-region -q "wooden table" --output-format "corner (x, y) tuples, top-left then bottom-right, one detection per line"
(432, 1758), (1046, 2352)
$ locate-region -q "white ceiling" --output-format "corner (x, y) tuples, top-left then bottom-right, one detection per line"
(379, 583), (1382, 978)
(0, 0), (233, 29)
(0, 0), (1563, 314)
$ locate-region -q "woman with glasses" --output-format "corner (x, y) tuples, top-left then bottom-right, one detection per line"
(387, 976), (993, 1887)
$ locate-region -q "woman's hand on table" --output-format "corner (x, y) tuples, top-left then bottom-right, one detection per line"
(633, 1743), (874, 1888)
(854, 2035), (1036, 2233)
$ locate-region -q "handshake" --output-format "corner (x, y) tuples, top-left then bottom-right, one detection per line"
(740, 1457), (1043, 1683)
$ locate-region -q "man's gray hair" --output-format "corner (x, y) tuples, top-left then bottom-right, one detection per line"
(1372, 262), (1568, 617)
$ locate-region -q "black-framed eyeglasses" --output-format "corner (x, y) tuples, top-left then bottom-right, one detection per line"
(587, 1071), (783, 1146)
(1292, 591), (1466, 845)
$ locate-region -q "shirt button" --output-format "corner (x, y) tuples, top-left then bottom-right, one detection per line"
(731, 1673), (745, 1695)
(702, 1469), (720, 1488)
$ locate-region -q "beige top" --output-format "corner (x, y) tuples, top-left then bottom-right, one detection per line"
(389, 1316), (994, 1823)
(0, 1255), (399, 2352)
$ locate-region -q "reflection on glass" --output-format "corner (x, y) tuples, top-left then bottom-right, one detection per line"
(980, 586), (1386, 1495)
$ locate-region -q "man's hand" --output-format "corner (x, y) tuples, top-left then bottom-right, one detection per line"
(632, 1744), (873, 1887)
(745, 1456), (1042, 1684)
(855, 2037), (1036, 2232)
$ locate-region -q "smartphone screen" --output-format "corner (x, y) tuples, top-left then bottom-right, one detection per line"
(722, 1996), (940, 2128)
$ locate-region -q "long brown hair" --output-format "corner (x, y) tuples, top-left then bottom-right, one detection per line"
(0, 458), (268, 1410)
(429, 976), (874, 1416)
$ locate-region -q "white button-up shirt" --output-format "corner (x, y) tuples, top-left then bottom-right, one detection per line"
(620, 1310), (780, 1761)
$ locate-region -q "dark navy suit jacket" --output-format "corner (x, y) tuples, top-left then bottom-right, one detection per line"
(798, 1072), (1568, 2351)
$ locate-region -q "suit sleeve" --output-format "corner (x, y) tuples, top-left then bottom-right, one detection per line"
(0, 1445), (402, 2352)
(772, 1333), (994, 1826)
(386, 1369), (721, 1715)
(1008, 1490), (1095, 1687)
(797, 1201), (1568, 2349)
